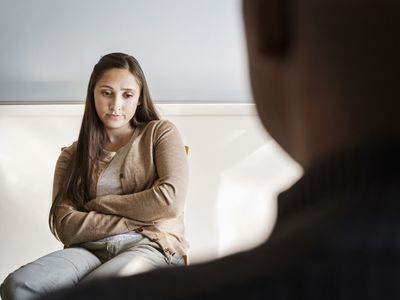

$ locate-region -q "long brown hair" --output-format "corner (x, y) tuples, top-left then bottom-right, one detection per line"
(49, 53), (160, 238)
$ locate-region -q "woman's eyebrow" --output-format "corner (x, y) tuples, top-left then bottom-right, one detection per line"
(98, 85), (113, 89)
(98, 85), (136, 91)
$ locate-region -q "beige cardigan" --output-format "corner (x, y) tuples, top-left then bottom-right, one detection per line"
(52, 120), (189, 257)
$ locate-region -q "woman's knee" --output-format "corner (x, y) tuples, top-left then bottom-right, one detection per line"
(0, 248), (101, 300)
(1, 270), (32, 300)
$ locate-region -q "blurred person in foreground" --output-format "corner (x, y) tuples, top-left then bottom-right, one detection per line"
(42, 0), (400, 298)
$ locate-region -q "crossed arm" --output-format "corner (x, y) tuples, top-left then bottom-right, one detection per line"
(51, 121), (188, 246)
(51, 145), (145, 246)
(85, 122), (188, 222)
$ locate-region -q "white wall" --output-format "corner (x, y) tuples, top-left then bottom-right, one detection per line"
(0, 103), (302, 284)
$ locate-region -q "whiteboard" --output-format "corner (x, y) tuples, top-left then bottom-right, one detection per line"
(0, 0), (251, 103)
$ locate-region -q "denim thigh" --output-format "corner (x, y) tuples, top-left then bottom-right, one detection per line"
(0, 247), (101, 300)
(80, 236), (184, 283)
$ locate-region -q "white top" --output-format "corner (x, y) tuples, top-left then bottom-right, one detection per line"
(95, 137), (142, 242)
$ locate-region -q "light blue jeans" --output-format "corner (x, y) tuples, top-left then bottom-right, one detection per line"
(0, 236), (183, 300)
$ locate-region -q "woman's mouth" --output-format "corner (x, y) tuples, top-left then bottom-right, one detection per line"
(106, 114), (124, 119)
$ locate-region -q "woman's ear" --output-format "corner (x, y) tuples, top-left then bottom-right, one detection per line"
(243, 0), (291, 58)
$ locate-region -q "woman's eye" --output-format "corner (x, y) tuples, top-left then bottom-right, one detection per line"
(101, 90), (112, 96)
(125, 93), (134, 99)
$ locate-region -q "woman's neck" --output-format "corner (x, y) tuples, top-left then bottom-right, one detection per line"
(104, 126), (135, 152)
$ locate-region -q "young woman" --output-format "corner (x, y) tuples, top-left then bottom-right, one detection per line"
(0, 52), (189, 300)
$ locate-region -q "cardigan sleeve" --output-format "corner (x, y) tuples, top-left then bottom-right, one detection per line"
(51, 144), (145, 246)
(85, 120), (189, 222)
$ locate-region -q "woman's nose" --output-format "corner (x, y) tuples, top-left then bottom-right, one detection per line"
(109, 95), (122, 111)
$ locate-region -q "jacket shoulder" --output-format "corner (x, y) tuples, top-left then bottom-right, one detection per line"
(146, 119), (176, 131)
(139, 119), (178, 137)
(59, 141), (77, 161)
